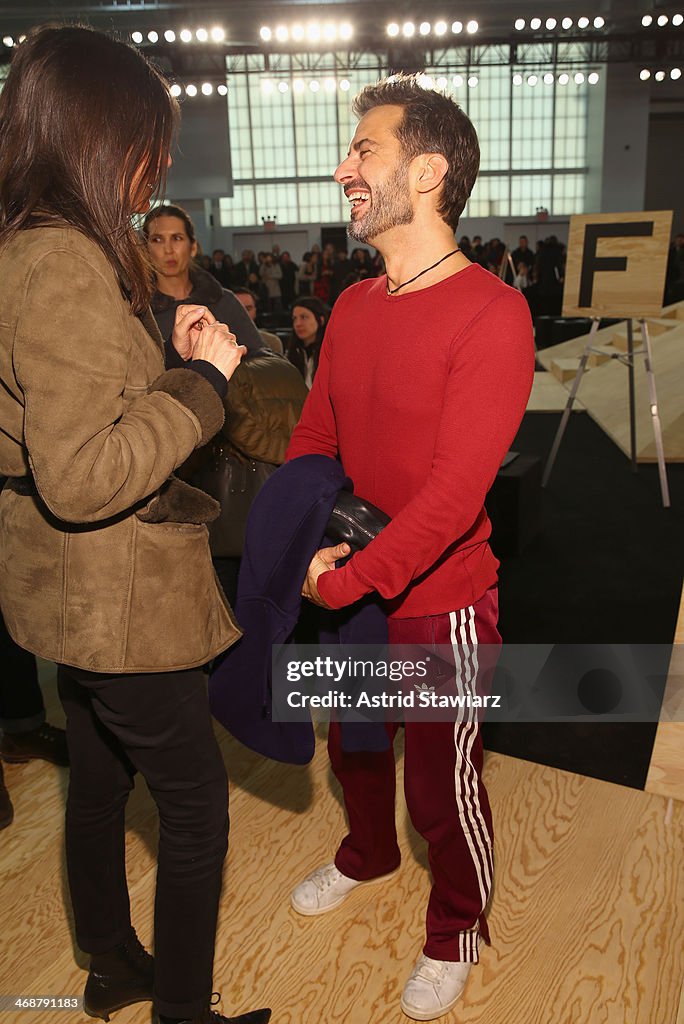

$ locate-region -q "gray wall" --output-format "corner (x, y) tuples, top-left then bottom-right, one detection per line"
(645, 111), (684, 235)
(600, 63), (651, 213)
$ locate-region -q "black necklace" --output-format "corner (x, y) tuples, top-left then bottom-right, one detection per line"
(386, 248), (460, 295)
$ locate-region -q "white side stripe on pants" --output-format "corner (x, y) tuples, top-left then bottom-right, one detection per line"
(450, 607), (494, 959)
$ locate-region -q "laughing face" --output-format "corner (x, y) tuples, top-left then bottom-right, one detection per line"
(334, 105), (415, 244)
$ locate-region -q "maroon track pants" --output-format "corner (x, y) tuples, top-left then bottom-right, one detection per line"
(328, 586), (500, 963)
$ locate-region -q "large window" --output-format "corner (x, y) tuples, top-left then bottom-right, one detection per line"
(219, 52), (596, 227)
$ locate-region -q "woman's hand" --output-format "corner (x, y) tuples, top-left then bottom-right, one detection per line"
(172, 304), (216, 361)
(192, 322), (247, 382)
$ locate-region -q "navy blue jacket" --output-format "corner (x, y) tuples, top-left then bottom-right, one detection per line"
(208, 454), (388, 763)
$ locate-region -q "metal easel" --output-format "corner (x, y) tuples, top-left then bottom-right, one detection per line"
(542, 317), (671, 508)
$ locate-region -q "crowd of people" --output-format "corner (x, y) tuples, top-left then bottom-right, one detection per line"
(194, 230), (569, 339)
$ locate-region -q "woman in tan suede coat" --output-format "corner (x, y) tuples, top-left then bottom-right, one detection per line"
(0, 26), (270, 1024)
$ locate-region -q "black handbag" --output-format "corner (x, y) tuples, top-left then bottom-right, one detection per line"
(326, 490), (390, 552)
(194, 445), (277, 558)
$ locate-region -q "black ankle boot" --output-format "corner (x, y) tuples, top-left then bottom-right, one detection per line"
(159, 999), (271, 1024)
(84, 928), (154, 1021)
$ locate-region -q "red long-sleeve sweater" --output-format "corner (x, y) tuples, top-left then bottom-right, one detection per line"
(286, 264), (535, 618)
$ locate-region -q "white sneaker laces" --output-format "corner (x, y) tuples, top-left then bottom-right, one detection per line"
(411, 957), (447, 986)
(311, 864), (342, 892)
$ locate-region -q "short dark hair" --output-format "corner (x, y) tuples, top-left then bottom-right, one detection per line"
(352, 73), (480, 231)
(0, 25), (178, 315)
(233, 286), (258, 303)
(142, 203), (195, 242)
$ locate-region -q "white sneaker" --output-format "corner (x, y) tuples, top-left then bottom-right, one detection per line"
(400, 955), (472, 1021)
(290, 862), (397, 916)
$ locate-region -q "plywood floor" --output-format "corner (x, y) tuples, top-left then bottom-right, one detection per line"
(2, 667), (683, 1024)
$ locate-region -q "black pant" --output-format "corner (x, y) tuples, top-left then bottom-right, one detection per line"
(0, 610), (44, 732)
(57, 667), (229, 1019)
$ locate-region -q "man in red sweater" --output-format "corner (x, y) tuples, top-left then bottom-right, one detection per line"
(287, 74), (534, 1021)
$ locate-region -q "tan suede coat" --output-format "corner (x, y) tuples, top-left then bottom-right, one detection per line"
(0, 225), (240, 672)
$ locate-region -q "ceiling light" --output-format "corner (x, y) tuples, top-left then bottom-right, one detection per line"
(403, 22), (416, 37)
(642, 15), (653, 26)
(217, 84), (228, 95)
(324, 77), (337, 91)
(574, 71), (585, 83)
(530, 18), (542, 30)
(577, 17), (590, 29)
(673, 14), (684, 26)
(436, 76), (448, 88)
(147, 30), (158, 43)
(527, 74), (538, 86)
(546, 18), (557, 30)
(468, 74), (479, 87)
(340, 23), (354, 40)
(658, 15), (669, 26)
(131, 31), (143, 44)
(453, 74), (464, 87)
(262, 80), (274, 94)
(419, 21), (431, 35)
(201, 82), (213, 95)
(195, 28), (208, 42)
(2, 35), (14, 46)
(164, 29), (176, 42)
(278, 81), (289, 93)
(340, 78), (351, 91)
(434, 21), (448, 35)
(291, 24), (305, 41)
(292, 79), (305, 93)
(671, 67), (682, 79)
(562, 17), (573, 29)
(594, 16), (605, 28)
(306, 22), (322, 42)
(588, 71), (600, 84)
(170, 84), (182, 97)
(466, 20), (478, 33)
(210, 27), (225, 42)
(417, 74), (434, 88)
(515, 19), (525, 30)
(259, 26), (272, 41)
(323, 22), (338, 41)
(558, 72), (569, 84)
(275, 25), (289, 42)
(639, 68), (651, 79)
(544, 72), (555, 84)
(180, 29), (192, 42)
(655, 70), (666, 80)
(186, 84), (197, 96)
(309, 80), (320, 92)
(452, 21), (463, 34)
(387, 22), (400, 37)
(512, 72), (523, 85)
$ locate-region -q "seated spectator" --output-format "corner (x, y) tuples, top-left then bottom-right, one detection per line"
(286, 297), (329, 388)
(233, 287), (284, 355)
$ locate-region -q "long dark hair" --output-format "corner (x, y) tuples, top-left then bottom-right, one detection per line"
(0, 25), (179, 314)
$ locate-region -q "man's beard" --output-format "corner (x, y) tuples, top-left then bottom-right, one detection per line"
(347, 160), (414, 243)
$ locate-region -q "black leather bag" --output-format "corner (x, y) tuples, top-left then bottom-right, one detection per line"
(326, 489), (390, 552)
(194, 446), (277, 558)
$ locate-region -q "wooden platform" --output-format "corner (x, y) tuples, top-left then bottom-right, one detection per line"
(1, 666), (682, 1024)
(535, 302), (684, 462)
(526, 371), (585, 413)
(646, 586), (684, 803)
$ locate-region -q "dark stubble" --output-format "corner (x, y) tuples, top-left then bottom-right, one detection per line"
(347, 157), (414, 243)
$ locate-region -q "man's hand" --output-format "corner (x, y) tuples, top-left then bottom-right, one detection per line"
(172, 304), (216, 361)
(302, 542), (351, 608)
